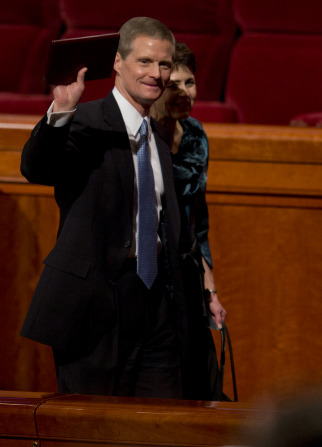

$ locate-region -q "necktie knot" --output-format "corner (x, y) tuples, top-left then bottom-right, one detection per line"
(138, 120), (148, 150)
(139, 119), (148, 138)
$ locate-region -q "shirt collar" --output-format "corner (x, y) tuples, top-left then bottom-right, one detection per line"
(112, 86), (151, 138)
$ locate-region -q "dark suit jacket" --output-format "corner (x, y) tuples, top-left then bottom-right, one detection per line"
(20, 92), (188, 358)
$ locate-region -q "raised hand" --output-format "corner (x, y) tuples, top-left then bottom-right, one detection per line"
(52, 67), (88, 112)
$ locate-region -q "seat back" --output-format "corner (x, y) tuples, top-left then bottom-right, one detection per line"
(0, 0), (61, 94)
(225, 0), (322, 124)
(59, 0), (237, 102)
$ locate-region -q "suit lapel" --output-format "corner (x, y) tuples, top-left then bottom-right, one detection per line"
(152, 119), (180, 243)
(102, 93), (134, 222)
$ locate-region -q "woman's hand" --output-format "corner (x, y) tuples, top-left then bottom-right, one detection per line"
(52, 67), (88, 112)
(207, 292), (227, 329)
(202, 256), (227, 329)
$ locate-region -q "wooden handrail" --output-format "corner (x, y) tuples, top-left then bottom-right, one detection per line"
(0, 391), (269, 446)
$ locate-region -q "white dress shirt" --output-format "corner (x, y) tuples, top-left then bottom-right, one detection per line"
(47, 87), (164, 256)
(112, 87), (164, 256)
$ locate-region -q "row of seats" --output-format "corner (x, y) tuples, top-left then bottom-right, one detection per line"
(191, 0), (322, 125)
(0, 0), (61, 113)
(224, 0), (322, 125)
(2, 0), (322, 125)
(0, 0), (237, 115)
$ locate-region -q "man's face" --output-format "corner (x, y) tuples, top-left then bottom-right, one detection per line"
(114, 35), (173, 115)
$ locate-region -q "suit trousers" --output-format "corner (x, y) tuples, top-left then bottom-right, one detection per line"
(53, 256), (182, 398)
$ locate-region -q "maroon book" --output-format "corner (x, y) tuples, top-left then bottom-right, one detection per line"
(43, 33), (120, 86)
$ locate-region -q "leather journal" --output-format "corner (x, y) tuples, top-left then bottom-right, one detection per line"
(43, 33), (120, 87)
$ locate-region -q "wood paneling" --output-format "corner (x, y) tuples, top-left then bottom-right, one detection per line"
(0, 115), (58, 393)
(0, 192), (59, 392)
(206, 124), (322, 404)
(1, 117), (322, 405)
(0, 116), (41, 183)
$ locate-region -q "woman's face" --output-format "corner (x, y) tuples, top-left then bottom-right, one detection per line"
(154, 65), (197, 120)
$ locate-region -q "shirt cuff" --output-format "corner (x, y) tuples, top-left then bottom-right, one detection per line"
(47, 101), (76, 127)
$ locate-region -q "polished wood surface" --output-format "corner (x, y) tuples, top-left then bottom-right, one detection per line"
(0, 391), (271, 447)
(0, 115), (41, 183)
(0, 115), (58, 393)
(0, 391), (55, 447)
(0, 391), (53, 436)
(204, 123), (322, 196)
(205, 123), (322, 404)
(0, 116), (322, 405)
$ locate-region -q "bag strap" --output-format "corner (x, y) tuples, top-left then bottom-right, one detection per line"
(220, 321), (238, 402)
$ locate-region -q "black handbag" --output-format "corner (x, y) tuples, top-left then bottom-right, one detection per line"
(219, 321), (238, 402)
(204, 296), (238, 402)
(180, 253), (238, 402)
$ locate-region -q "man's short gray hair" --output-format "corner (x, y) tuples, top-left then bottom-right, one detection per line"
(117, 17), (175, 59)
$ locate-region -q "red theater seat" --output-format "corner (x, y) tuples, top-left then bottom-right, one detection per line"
(224, 0), (322, 125)
(225, 33), (322, 125)
(233, 0), (322, 34)
(0, 0), (62, 114)
(191, 101), (238, 123)
(59, 0), (237, 108)
(290, 112), (322, 128)
(0, 93), (55, 115)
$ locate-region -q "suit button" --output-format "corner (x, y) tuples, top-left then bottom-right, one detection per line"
(109, 280), (115, 286)
(124, 241), (131, 248)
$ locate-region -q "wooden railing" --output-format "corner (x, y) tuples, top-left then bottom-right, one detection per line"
(0, 391), (269, 447)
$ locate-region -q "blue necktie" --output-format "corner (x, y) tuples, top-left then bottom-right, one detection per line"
(137, 119), (158, 289)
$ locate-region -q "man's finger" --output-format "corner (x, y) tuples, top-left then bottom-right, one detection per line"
(77, 67), (88, 84)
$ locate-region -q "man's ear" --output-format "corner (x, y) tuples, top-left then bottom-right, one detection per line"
(113, 52), (122, 75)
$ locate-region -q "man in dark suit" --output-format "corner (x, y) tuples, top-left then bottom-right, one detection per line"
(20, 17), (188, 398)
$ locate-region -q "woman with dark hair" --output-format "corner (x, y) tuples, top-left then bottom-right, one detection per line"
(151, 42), (227, 400)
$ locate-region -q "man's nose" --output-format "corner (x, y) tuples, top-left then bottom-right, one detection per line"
(149, 63), (161, 78)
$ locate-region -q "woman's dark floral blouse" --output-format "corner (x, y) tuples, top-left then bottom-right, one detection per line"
(171, 116), (213, 268)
